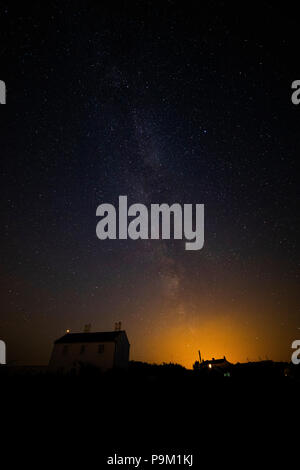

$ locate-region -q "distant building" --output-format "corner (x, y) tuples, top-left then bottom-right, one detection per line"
(48, 330), (130, 373)
(193, 356), (232, 374)
(201, 356), (231, 370)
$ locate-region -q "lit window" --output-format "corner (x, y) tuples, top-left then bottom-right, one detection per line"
(80, 345), (86, 354)
(98, 344), (104, 354)
(62, 345), (68, 355)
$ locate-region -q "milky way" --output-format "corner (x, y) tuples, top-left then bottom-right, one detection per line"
(1, 2), (299, 367)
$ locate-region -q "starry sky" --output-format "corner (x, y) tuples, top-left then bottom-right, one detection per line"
(1, 1), (299, 367)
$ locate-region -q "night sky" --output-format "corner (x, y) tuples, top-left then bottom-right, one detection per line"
(1, 1), (299, 367)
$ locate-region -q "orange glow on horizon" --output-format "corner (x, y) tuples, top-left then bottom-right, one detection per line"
(131, 312), (295, 368)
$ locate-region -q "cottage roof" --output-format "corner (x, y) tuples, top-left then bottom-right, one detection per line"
(54, 331), (125, 344)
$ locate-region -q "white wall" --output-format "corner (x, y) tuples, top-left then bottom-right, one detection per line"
(48, 341), (115, 372)
(114, 332), (130, 368)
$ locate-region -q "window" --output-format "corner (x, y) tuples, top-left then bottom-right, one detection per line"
(80, 345), (86, 355)
(62, 345), (68, 355)
(98, 344), (104, 354)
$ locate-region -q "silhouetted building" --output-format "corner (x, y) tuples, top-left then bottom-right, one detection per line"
(201, 356), (231, 369)
(194, 356), (232, 374)
(48, 330), (130, 373)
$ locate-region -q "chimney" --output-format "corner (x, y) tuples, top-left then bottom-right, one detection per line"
(114, 321), (122, 331)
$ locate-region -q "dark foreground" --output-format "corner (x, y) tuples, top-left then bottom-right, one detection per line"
(1, 361), (299, 467)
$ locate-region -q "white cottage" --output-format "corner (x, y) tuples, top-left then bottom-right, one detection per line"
(48, 330), (130, 373)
